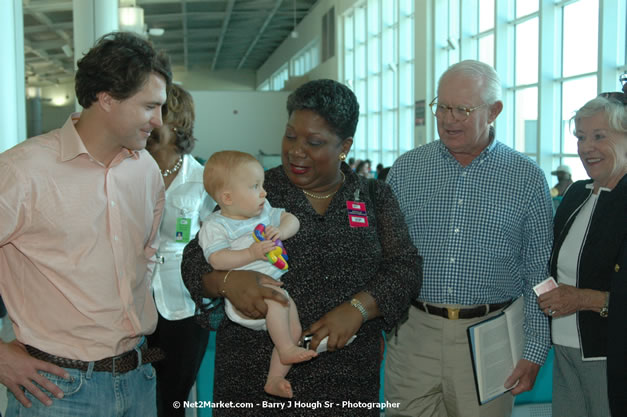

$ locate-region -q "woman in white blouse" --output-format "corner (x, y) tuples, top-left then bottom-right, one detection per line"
(537, 95), (626, 417)
(146, 84), (216, 417)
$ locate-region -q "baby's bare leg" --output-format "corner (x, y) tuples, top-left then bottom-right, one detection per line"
(262, 285), (317, 365)
(264, 349), (293, 398)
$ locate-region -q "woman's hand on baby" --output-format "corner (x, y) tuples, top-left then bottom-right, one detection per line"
(248, 240), (276, 261)
(304, 303), (362, 352)
(227, 270), (287, 319)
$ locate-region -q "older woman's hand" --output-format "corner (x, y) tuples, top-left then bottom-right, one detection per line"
(537, 284), (607, 318)
(224, 270), (288, 319)
(303, 303), (363, 352)
(537, 284), (582, 318)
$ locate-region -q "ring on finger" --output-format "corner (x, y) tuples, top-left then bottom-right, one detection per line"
(548, 309), (554, 316)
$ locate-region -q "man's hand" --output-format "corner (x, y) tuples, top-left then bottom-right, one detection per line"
(224, 270), (288, 319)
(504, 358), (541, 395)
(0, 340), (69, 407)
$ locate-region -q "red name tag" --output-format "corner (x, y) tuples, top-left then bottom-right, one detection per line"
(347, 201), (369, 227)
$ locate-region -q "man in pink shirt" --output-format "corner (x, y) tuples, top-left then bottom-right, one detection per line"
(0, 32), (171, 417)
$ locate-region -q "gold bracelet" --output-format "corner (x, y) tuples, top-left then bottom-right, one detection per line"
(220, 270), (233, 297)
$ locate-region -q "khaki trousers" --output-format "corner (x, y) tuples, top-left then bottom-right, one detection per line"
(384, 305), (514, 417)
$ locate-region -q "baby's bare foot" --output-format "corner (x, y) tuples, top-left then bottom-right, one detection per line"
(277, 345), (318, 365)
(265, 376), (293, 398)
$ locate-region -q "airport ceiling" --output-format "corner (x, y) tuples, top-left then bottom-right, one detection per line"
(23, 0), (318, 87)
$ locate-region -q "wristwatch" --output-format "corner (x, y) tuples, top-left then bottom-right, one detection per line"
(350, 298), (368, 323)
(600, 292), (610, 318)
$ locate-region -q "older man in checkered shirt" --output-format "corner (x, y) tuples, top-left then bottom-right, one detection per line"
(384, 60), (553, 417)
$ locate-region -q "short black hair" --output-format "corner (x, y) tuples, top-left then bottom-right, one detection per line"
(75, 32), (172, 108)
(286, 79), (359, 140)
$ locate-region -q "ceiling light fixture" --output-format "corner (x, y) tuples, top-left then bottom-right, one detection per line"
(119, 0), (147, 36)
(290, 0), (298, 38)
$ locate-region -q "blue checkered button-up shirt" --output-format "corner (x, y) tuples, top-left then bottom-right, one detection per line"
(388, 140), (553, 364)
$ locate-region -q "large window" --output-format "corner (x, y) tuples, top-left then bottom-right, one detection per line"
(291, 40), (320, 78)
(342, 0), (415, 168)
(433, 0), (626, 182)
(258, 40), (320, 91)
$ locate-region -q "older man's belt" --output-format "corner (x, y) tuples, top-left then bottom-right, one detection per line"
(26, 343), (164, 374)
(411, 299), (512, 320)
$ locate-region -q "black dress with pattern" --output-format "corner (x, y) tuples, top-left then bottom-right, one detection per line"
(182, 164), (422, 416)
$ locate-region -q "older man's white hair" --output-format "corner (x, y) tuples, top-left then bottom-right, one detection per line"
(439, 60), (503, 105)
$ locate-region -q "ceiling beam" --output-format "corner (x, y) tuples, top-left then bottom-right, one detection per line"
(211, 0), (235, 71)
(138, 0), (224, 4)
(151, 28), (223, 40)
(22, 0), (72, 13)
(181, 0), (188, 70)
(237, 0), (283, 70)
(146, 12), (226, 22)
(24, 41), (72, 74)
(24, 22), (73, 34)
(29, 11), (71, 43)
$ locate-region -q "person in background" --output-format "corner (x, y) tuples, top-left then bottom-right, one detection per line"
(538, 95), (626, 417)
(181, 79), (421, 416)
(550, 165), (573, 198)
(385, 60), (553, 417)
(0, 32), (171, 416)
(146, 83), (216, 417)
(375, 163), (384, 178)
(355, 160), (370, 177)
(377, 167), (390, 182)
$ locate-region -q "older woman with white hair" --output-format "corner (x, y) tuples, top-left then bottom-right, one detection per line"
(537, 95), (626, 416)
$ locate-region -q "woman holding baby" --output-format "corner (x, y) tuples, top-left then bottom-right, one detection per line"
(181, 79), (422, 416)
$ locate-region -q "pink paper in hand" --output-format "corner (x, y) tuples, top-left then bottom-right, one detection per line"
(533, 276), (558, 296)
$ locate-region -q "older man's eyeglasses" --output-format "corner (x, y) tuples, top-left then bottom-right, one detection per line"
(429, 98), (487, 122)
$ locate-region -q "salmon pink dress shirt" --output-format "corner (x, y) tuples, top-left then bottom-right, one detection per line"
(0, 114), (165, 361)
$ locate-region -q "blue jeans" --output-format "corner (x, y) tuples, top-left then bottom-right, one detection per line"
(6, 362), (156, 417)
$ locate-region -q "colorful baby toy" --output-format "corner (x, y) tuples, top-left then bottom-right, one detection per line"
(252, 223), (289, 270)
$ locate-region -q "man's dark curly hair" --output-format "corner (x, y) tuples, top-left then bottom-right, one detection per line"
(75, 32), (172, 108)
(286, 79), (359, 140)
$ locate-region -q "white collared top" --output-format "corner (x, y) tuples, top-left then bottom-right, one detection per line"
(151, 153), (216, 320)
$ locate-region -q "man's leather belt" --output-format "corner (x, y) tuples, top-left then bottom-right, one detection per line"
(411, 299), (512, 320)
(26, 342), (164, 374)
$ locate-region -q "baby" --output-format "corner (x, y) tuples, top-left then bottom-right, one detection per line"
(199, 150), (316, 398)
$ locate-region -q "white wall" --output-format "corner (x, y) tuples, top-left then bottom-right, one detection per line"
(175, 69), (257, 91)
(190, 91), (291, 164)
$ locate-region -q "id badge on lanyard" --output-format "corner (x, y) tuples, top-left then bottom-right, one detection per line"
(347, 189), (369, 227)
(175, 217), (191, 242)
